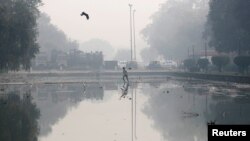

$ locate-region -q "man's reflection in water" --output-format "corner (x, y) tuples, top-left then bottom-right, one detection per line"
(0, 92), (40, 141)
(120, 82), (138, 141)
(120, 82), (129, 100)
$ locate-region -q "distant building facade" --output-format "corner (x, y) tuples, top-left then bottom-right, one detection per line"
(32, 49), (104, 70)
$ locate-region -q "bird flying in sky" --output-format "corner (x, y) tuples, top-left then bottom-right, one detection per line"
(81, 11), (89, 20)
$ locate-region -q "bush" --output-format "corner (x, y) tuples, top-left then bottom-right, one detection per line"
(211, 56), (230, 72)
(197, 58), (209, 72)
(233, 56), (250, 74)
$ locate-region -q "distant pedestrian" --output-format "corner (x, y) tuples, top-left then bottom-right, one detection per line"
(122, 67), (129, 84)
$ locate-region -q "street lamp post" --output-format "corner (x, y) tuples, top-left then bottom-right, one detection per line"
(192, 46), (195, 60)
(133, 9), (136, 61)
(205, 40), (208, 59)
(129, 4), (133, 62)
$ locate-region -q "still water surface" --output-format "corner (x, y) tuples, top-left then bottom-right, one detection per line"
(1, 78), (250, 141)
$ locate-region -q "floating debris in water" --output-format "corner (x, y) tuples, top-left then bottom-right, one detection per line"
(182, 111), (199, 118)
(163, 90), (170, 94)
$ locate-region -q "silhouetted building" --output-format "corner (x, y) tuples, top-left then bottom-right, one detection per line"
(32, 49), (104, 70)
(104, 60), (118, 70)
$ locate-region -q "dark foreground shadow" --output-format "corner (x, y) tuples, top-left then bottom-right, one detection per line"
(0, 92), (40, 141)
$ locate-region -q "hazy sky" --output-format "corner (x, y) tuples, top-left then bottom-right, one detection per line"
(40, 0), (167, 60)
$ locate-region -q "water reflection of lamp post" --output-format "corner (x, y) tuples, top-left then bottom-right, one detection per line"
(131, 86), (134, 141)
(134, 88), (137, 139)
(129, 4), (133, 62)
(206, 95), (208, 113)
(192, 46), (195, 60)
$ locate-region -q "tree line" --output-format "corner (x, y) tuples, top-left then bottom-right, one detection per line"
(0, 0), (41, 71)
(142, 0), (250, 74)
(205, 0), (250, 74)
(182, 0), (250, 74)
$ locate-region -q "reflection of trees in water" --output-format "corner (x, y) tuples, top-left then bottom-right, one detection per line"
(143, 88), (207, 141)
(33, 83), (105, 136)
(0, 92), (40, 141)
(206, 94), (250, 125)
(82, 83), (104, 100)
(182, 80), (250, 124)
(142, 81), (250, 141)
(142, 82), (207, 141)
(1, 83), (109, 138)
(35, 83), (104, 103)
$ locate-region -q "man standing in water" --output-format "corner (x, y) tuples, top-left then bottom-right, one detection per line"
(122, 67), (129, 84)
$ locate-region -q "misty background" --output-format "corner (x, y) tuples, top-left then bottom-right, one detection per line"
(142, 0), (209, 61)
(38, 0), (209, 63)
(39, 0), (167, 62)
(5, 0), (249, 72)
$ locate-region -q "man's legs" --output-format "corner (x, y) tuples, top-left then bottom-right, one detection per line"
(123, 75), (126, 85)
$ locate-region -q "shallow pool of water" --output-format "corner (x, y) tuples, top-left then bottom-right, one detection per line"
(1, 79), (250, 141)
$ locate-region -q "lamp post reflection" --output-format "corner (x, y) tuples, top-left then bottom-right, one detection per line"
(134, 87), (137, 139)
(132, 84), (137, 140)
(132, 86), (134, 141)
(120, 82), (137, 140)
